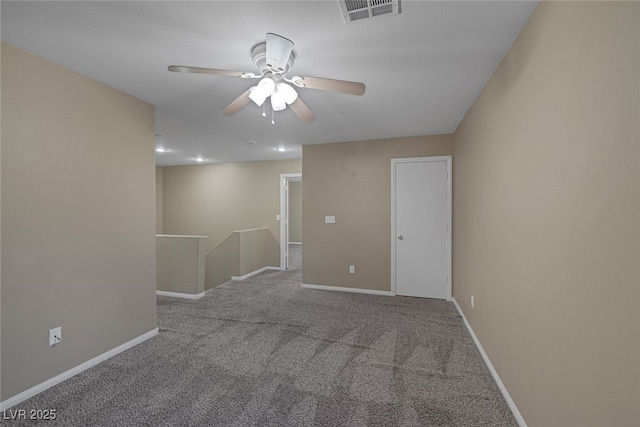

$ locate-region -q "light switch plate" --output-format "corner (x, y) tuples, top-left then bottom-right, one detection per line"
(325, 216), (336, 224)
(49, 326), (62, 346)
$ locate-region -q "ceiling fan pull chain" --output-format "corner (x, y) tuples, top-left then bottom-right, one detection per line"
(262, 103), (266, 118)
(271, 108), (275, 126)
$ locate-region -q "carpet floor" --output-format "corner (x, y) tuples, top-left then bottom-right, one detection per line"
(7, 263), (516, 426)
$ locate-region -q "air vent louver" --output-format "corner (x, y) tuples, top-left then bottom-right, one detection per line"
(340, 0), (399, 24)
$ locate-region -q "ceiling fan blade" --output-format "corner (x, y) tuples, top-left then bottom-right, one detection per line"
(221, 89), (252, 116)
(292, 75), (365, 96)
(168, 65), (258, 78)
(265, 33), (294, 72)
(288, 98), (315, 123)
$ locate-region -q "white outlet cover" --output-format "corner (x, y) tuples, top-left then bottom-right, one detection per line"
(325, 216), (336, 224)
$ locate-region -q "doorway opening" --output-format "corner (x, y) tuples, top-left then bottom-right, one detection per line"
(280, 173), (302, 270)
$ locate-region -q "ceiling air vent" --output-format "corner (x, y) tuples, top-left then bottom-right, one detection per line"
(340, 0), (399, 24)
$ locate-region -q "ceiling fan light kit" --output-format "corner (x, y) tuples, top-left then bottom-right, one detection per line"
(169, 33), (366, 124)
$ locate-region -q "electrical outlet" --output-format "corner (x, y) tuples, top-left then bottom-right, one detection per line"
(49, 327), (62, 346)
(325, 216), (336, 224)
(349, 265), (355, 274)
(471, 295), (475, 308)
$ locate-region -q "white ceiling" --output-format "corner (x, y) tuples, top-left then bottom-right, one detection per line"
(1, 1), (537, 166)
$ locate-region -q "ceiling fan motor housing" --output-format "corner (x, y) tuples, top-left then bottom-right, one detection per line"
(251, 42), (295, 75)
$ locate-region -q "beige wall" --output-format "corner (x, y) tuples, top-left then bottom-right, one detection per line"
(156, 166), (163, 234)
(1, 44), (157, 400)
(452, 2), (639, 426)
(156, 236), (206, 295)
(204, 228), (279, 288)
(161, 160), (301, 253)
(302, 135), (452, 291)
(206, 232), (239, 289)
(288, 181), (302, 243)
(238, 228), (280, 276)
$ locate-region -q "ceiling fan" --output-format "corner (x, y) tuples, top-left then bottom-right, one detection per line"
(168, 33), (366, 124)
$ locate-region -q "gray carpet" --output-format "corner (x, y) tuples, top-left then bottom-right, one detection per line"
(288, 243), (302, 271)
(8, 267), (516, 426)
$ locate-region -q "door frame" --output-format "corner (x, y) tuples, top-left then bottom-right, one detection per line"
(280, 173), (302, 270)
(390, 156), (452, 299)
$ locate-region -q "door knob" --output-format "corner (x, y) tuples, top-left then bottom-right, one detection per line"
(397, 234), (404, 240)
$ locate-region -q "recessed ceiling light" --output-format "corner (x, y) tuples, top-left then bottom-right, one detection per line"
(155, 147), (168, 153)
(276, 147), (288, 152)
(195, 157), (205, 162)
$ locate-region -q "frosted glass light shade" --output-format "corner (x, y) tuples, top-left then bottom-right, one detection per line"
(271, 91), (287, 111)
(277, 82), (298, 104)
(248, 77), (275, 106)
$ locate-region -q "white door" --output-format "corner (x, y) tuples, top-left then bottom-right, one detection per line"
(393, 157), (451, 299)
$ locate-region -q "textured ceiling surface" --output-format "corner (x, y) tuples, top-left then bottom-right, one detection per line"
(1, 1), (537, 165)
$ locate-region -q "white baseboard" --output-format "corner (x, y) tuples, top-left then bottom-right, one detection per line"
(288, 242), (302, 245)
(232, 266), (280, 281)
(451, 298), (527, 427)
(0, 328), (159, 412)
(156, 290), (205, 299)
(301, 283), (393, 296)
